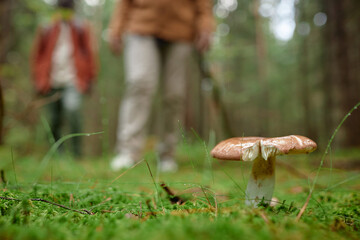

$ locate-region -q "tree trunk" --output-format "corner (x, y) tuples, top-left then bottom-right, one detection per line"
(0, 0), (13, 144)
(253, 0), (269, 136)
(298, 0), (317, 141)
(331, 0), (360, 147)
(343, 0), (360, 147)
(320, 0), (335, 145)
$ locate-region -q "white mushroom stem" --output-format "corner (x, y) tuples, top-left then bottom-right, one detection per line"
(245, 156), (276, 207)
(211, 135), (317, 207)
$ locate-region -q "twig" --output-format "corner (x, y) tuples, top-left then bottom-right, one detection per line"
(258, 210), (270, 224)
(0, 196), (94, 215)
(198, 53), (235, 138)
(160, 182), (185, 205)
(296, 192), (312, 221)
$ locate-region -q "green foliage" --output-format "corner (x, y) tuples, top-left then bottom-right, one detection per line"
(0, 142), (359, 240)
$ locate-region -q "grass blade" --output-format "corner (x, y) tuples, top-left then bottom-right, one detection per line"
(296, 101), (360, 221)
(34, 132), (103, 184)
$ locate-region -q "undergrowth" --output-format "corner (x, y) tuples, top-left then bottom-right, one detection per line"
(0, 145), (358, 240)
(0, 103), (359, 239)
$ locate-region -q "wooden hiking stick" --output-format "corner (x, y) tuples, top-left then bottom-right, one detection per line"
(197, 53), (235, 139)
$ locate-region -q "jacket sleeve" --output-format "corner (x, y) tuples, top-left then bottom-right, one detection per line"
(195, 0), (216, 34)
(108, 0), (132, 40)
(31, 28), (43, 79)
(30, 26), (48, 93)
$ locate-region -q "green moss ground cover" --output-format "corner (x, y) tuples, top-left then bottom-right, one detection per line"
(0, 143), (359, 240)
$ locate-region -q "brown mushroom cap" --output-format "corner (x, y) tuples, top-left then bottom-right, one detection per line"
(211, 135), (317, 161)
(210, 137), (265, 161)
(261, 135), (317, 155)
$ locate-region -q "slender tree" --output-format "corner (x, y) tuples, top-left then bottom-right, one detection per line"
(297, 0), (317, 141)
(320, 0), (335, 144)
(253, 0), (269, 136)
(329, 0), (360, 147)
(0, 0), (13, 144)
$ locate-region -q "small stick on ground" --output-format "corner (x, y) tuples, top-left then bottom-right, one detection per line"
(260, 212), (270, 224)
(296, 191), (312, 221)
(0, 196), (94, 215)
(254, 209), (271, 225)
(160, 183), (185, 205)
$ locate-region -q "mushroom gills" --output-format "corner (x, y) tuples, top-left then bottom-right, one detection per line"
(245, 155), (276, 207)
(210, 135), (317, 207)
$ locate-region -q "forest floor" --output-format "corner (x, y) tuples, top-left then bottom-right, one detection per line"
(0, 142), (359, 240)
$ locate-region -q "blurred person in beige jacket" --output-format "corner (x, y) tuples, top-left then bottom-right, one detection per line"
(108, 0), (215, 172)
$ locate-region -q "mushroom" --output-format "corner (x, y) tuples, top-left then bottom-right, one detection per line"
(211, 135), (317, 207)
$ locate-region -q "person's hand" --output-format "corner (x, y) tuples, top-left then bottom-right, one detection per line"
(109, 34), (123, 56)
(195, 31), (212, 53)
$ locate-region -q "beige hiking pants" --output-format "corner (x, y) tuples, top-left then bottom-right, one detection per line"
(116, 34), (193, 161)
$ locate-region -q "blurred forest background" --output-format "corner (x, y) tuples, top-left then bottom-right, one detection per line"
(0, 0), (359, 157)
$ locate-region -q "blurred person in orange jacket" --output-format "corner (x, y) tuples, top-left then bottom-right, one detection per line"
(108, 0), (215, 171)
(31, 0), (97, 157)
